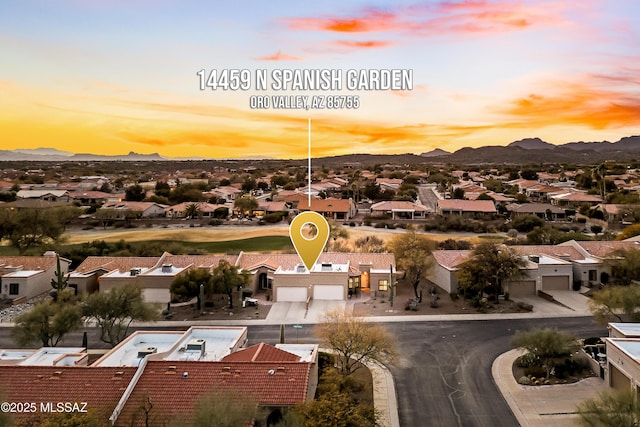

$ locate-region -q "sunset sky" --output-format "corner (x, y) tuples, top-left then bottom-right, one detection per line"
(1, 0), (638, 159)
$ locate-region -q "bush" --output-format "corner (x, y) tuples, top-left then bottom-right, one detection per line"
(515, 353), (541, 368)
(263, 212), (285, 223)
(518, 376), (532, 385)
(524, 365), (546, 378)
(449, 292), (459, 301)
(374, 223), (386, 229)
(349, 222), (356, 227)
(516, 301), (534, 312)
(208, 219), (223, 226)
(504, 292), (510, 301)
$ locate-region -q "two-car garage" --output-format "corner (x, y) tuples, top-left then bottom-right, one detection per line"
(275, 285), (345, 302)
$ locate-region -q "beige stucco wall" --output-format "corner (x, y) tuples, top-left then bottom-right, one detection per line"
(273, 270), (348, 302)
(606, 340), (640, 392)
(428, 262), (458, 293)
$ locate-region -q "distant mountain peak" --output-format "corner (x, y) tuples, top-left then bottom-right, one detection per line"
(420, 148), (451, 157)
(507, 137), (555, 150)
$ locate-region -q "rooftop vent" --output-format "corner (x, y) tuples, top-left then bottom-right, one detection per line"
(137, 347), (157, 358)
(321, 262), (332, 271)
(161, 264), (173, 273)
(186, 339), (206, 358)
(130, 268), (141, 276)
(296, 264), (306, 273)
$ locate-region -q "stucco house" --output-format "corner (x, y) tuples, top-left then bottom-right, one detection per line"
(0, 252), (70, 300)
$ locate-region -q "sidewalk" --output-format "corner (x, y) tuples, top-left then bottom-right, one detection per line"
(492, 349), (606, 426)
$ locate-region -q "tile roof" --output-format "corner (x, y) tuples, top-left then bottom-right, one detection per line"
(574, 241), (640, 258)
(102, 201), (167, 211)
(116, 361), (311, 426)
(0, 256), (58, 271)
(168, 202), (226, 213)
(437, 199), (496, 213)
(162, 254), (238, 269)
(237, 252), (395, 272)
(431, 250), (471, 269)
(508, 203), (565, 214)
(221, 343), (300, 363)
(73, 256), (160, 274)
(297, 197), (352, 212)
(0, 366), (136, 422)
(511, 245), (585, 261)
(371, 201), (429, 212)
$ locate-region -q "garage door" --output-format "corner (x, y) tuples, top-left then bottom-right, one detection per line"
(610, 365), (631, 391)
(143, 288), (170, 303)
(507, 281), (536, 298)
(276, 287), (307, 302)
(542, 276), (569, 291)
(313, 285), (344, 301)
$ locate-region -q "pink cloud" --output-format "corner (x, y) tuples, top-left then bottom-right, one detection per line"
(284, 1), (565, 37)
(256, 50), (302, 61)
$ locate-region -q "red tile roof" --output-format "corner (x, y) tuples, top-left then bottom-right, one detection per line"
(221, 343), (300, 363)
(73, 256), (159, 274)
(511, 245), (585, 261)
(116, 361), (311, 426)
(0, 256), (58, 271)
(298, 197), (352, 213)
(437, 199), (496, 213)
(431, 250), (471, 269)
(0, 366), (136, 422)
(575, 241), (640, 258)
(237, 252), (395, 272)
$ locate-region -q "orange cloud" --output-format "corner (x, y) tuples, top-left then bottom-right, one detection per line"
(500, 76), (640, 130)
(256, 50), (302, 61)
(332, 40), (394, 49)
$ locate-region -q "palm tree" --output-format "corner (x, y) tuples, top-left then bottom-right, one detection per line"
(184, 202), (202, 219)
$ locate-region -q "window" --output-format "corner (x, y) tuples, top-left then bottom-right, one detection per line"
(348, 276), (361, 289)
(378, 279), (388, 291)
(9, 283), (19, 295)
(588, 270), (597, 281)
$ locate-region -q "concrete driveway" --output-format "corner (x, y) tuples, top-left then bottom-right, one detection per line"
(265, 300), (345, 324)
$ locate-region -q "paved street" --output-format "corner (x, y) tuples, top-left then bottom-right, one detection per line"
(0, 316), (605, 427)
(417, 184), (440, 211)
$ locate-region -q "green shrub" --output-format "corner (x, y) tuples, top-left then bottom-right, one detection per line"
(518, 376), (532, 385)
(263, 212), (285, 223)
(515, 353), (541, 368)
(208, 219), (223, 226)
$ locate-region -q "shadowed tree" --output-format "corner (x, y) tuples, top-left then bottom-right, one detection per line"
(233, 196), (258, 217)
(456, 243), (526, 303)
(588, 284), (640, 324)
(13, 301), (82, 347)
(577, 389), (640, 427)
(82, 284), (158, 347)
(610, 248), (640, 286)
(388, 228), (436, 298)
(170, 268), (213, 300)
(0, 207), (64, 254)
(183, 202), (202, 219)
(210, 260), (250, 309)
(512, 327), (577, 379)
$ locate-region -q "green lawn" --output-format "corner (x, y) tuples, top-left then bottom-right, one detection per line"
(156, 236), (293, 253)
(0, 236), (293, 257)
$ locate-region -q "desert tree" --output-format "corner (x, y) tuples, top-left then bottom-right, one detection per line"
(170, 268), (213, 300)
(210, 260), (250, 309)
(511, 327), (577, 379)
(388, 228), (436, 298)
(315, 308), (396, 376)
(81, 284), (158, 347)
(0, 207), (64, 254)
(233, 196), (258, 217)
(610, 247), (640, 286)
(588, 284), (640, 325)
(577, 389), (640, 427)
(456, 243), (526, 303)
(176, 389), (260, 427)
(13, 301), (82, 347)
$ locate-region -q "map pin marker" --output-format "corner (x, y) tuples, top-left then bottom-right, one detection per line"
(289, 211), (330, 271)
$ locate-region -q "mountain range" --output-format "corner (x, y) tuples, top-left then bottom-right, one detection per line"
(1, 135), (638, 163)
